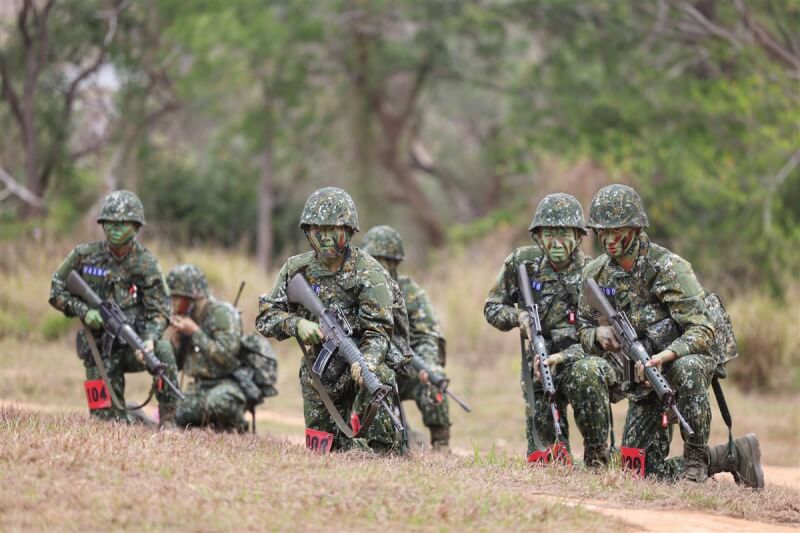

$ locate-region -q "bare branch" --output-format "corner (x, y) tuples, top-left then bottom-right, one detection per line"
(0, 54), (26, 133)
(17, 0), (32, 48)
(676, 1), (742, 48)
(0, 166), (44, 208)
(733, 0), (800, 71)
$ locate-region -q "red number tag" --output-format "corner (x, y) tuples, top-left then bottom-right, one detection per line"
(305, 428), (334, 454)
(621, 446), (646, 478)
(84, 379), (111, 410)
(527, 441), (572, 466)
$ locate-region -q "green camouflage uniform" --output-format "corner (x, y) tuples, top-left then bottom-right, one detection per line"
(578, 231), (715, 479)
(256, 188), (401, 453)
(484, 245), (617, 456)
(578, 184), (715, 480)
(396, 275), (450, 434)
(172, 297), (249, 432)
(49, 241), (178, 422)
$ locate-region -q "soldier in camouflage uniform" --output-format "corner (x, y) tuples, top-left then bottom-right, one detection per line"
(577, 184), (763, 486)
(164, 264), (250, 432)
(484, 193), (617, 466)
(49, 190), (179, 426)
(256, 187), (403, 453)
(361, 225), (451, 451)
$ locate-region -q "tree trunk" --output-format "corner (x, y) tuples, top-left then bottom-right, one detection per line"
(255, 131), (274, 273)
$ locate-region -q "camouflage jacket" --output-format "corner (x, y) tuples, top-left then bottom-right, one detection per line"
(256, 247), (394, 367)
(577, 232), (713, 360)
(398, 275), (445, 367)
(484, 244), (588, 362)
(49, 240), (170, 343)
(177, 296), (243, 381)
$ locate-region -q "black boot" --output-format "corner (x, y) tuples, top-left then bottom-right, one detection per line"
(430, 425), (450, 452)
(159, 403), (177, 429)
(682, 442), (710, 483)
(708, 433), (764, 489)
(583, 443), (610, 469)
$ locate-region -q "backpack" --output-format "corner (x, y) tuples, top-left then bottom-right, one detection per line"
(232, 332), (279, 407)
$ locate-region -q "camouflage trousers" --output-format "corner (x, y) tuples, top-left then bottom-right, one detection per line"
(176, 378), (248, 432)
(622, 353), (714, 480)
(77, 331), (179, 422)
(299, 360), (404, 454)
(522, 355), (617, 456)
(397, 366), (451, 430)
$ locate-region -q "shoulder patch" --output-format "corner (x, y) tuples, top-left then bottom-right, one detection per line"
(512, 245), (545, 267)
(286, 251), (316, 275)
(583, 254), (609, 279)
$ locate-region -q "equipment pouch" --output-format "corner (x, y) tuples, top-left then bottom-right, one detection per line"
(232, 367), (263, 407)
(550, 326), (578, 353)
(645, 317), (681, 353)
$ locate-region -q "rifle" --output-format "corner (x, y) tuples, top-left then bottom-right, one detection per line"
(66, 271), (185, 401)
(583, 278), (694, 436)
(517, 264), (563, 442)
(286, 273), (404, 432)
(411, 355), (472, 413)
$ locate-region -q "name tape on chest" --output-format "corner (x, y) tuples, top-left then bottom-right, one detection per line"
(82, 265), (108, 278)
(531, 280), (544, 292)
(600, 286), (616, 296)
(311, 283), (322, 295)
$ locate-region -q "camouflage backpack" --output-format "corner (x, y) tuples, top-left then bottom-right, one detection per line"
(705, 293), (738, 376)
(233, 332), (279, 407)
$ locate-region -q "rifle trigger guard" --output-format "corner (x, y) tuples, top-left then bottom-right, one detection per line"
(331, 305), (352, 336)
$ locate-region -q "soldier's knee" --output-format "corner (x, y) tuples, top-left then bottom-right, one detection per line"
(669, 355), (709, 394)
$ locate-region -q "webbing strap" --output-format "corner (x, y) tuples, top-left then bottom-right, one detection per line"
(711, 376), (736, 455)
(297, 338), (379, 439)
(83, 326), (127, 412)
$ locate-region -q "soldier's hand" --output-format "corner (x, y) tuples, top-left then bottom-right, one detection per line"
(134, 339), (155, 364)
(518, 311), (532, 339)
(418, 369), (430, 385)
(595, 326), (621, 352)
(351, 362), (363, 388)
(297, 319), (323, 344)
(638, 350), (676, 386)
(84, 309), (104, 330)
(172, 315), (200, 335)
(533, 353), (565, 382)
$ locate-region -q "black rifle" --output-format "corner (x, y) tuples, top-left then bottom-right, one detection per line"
(286, 273), (403, 432)
(411, 355), (472, 413)
(66, 271), (184, 401)
(584, 278), (694, 436)
(517, 264), (563, 441)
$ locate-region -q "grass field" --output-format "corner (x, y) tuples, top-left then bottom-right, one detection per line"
(1, 236), (799, 531)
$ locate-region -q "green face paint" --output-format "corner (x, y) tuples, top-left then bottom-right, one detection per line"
(103, 222), (137, 247)
(598, 228), (638, 259)
(305, 225), (352, 259)
(539, 227), (578, 265)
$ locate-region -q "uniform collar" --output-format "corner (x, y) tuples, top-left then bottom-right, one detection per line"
(306, 246), (356, 278)
(536, 249), (585, 281)
(605, 232), (651, 278)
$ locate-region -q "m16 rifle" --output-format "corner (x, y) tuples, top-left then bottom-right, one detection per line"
(286, 273), (403, 432)
(66, 271), (184, 401)
(410, 355), (472, 413)
(584, 278), (694, 436)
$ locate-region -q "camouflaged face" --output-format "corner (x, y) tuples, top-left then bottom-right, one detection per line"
(167, 264), (209, 298)
(97, 190), (146, 226)
(529, 193), (587, 235)
(179, 297), (242, 380)
(587, 184), (649, 229)
(299, 187), (360, 231)
(362, 225), (405, 261)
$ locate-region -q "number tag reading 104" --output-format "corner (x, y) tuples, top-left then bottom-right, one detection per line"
(621, 446), (646, 478)
(84, 379), (111, 410)
(305, 428), (334, 454)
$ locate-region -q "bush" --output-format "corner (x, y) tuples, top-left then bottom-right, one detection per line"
(41, 313), (75, 341)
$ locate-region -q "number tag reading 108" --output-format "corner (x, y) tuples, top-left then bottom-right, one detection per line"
(84, 379), (111, 410)
(305, 428), (334, 454)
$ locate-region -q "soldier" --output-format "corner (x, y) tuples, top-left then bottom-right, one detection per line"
(49, 190), (179, 426)
(256, 187), (403, 453)
(577, 184), (763, 486)
(165, 264), (251, 432)
(361, 225), (451, 451)
(484, 193), (617, 466)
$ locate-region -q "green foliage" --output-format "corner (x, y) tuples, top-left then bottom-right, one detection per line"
(40, 313), (74, 341)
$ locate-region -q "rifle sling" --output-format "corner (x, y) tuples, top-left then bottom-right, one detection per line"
(711, 375), (735, 451)
(520, 335), (548, 452)
(83, 326), (127, 412)
(297, 338), (379, 439)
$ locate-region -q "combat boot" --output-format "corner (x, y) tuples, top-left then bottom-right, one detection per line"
(708, 433), (764, 489)
(682, 442), (709, 483)
(430, 425), (450, 452)
(583, 442), (610, 469)
(158, 403), (177, 430)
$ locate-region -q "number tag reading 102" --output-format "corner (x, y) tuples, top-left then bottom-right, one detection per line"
(305, 428), (334, 454)
(621, 446), (646, 478)
(84, 379), (111, 410)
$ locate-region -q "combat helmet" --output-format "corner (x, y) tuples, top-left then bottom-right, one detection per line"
(167, 264), (209, 299)
(587, 184), (649, 229)
(528, 193), (587, 235)
(97, 190), (146, 226)
(361, 225), (405, 261)
(299, 187), (360, 232)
